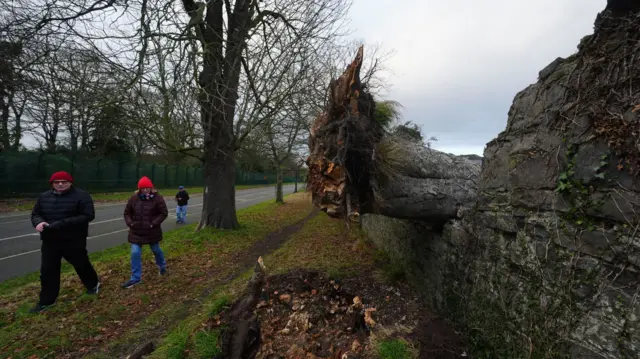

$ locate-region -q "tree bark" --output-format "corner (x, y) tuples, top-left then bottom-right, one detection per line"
(11, 97), (25, 150)
(213, 257), (266, 359)
(374, 142), (480, 222)
(306, 46), (480, 226)
(0, 99), (9, 150)
(275, 165), (284, 203)
(198, 138), (239, 230)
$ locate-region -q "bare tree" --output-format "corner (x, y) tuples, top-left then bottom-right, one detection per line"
(178, 0), (351, 229)
(2, 0), (354, 231)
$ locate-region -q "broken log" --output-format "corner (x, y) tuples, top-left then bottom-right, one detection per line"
(374, 137), (480, 222)
(306, 46), (480, 225)
(213, 257), (266, 359)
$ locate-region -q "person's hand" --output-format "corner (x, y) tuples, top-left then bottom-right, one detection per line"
(35, 222), (49, 232)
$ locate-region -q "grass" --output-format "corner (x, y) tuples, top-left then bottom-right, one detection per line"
(0, 193), (313, 359)
(193, 330), (222, 358)
(377, 339), (414, 359)
(0, 182), (302, 213)
(373, 248), (406, 284)
(266, 214), (375, 277)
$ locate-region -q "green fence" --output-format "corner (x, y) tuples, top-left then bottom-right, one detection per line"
(0, 152), (296, 198)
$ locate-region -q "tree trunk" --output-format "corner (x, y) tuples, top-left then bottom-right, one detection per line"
(306, 46), (480, 226)
(0, 99), (10, 150)
(275, 165), (284, 203)
(187, 0), (255, 230)
(198, 134), (239, 230)
(80, 116), (90, 151)
(70, 133), (78, 154)
(10, 98), (24, 150)
(294, 167), (298, 193)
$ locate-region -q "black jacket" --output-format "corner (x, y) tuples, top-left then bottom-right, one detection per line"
(175, 190), (189, 206)
(30, 187), (95, 241)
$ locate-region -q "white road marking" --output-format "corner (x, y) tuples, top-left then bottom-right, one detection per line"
(0, 233), (39, 242)
(0, 249), (40, 261)
(0, 217), (127, 242)
(0, 228), (133, 261)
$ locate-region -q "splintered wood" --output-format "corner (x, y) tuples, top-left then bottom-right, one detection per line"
(306, 46), (368, 220)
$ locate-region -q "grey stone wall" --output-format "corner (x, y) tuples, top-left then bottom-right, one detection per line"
(362, 7), (640, 358)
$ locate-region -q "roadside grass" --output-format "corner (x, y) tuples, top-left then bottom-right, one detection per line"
(0, 183), (301, 213)
(0, 193), (312, 359)
(149, 209), (377, 358)
(267, 213), (376, 278)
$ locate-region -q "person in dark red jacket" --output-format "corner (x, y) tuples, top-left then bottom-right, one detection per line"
(29, 171), (100, 313)
(121, 176), (169, 288)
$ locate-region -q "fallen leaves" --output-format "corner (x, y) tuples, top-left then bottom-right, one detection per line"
(255, 272), (383, 359)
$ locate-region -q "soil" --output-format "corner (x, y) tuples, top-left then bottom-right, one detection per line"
(251, 269), (468, 359)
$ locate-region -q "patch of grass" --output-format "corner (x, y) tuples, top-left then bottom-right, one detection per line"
(266, 214), (375, 275)
(148, 274), (251, 359)
(163, 323), (191, 359)
(373, 249), (406, 284)
(0, 193), (312, 358)
(377, 338), (413, 359)
(193, 330), (222, 358)
(206, 295), (231, 317)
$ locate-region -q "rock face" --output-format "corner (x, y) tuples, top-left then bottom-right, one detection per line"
(361, 5), (640, 359)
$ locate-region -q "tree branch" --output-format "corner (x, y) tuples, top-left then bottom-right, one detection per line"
(250, 9), (297, 34)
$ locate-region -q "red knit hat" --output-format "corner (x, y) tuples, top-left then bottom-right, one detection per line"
(49, 171), (73, 183)
(137, 176), (154, 189)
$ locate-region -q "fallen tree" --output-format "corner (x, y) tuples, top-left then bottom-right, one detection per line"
(306, 46), (481, 225)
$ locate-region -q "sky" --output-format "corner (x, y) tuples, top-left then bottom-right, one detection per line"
(347, 0), (607, 156)
(21, 0), (607, 156)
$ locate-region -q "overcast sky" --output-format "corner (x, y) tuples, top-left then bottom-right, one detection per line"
(22, 0), (607, 156)
(348, 0), (607, 155)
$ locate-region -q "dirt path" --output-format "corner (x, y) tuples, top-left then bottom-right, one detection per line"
(200, 207), (320, 300)
(113, 208), (320, 357)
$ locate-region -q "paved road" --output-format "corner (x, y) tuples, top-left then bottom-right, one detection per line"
(0, 185), (296, 282)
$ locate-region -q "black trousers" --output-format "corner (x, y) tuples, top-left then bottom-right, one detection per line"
(39, 237), (99, 305)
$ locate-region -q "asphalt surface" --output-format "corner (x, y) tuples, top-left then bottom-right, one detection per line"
(0, 185), (296, 282)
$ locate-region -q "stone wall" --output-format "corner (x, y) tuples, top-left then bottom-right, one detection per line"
(362, 5), (640, 358)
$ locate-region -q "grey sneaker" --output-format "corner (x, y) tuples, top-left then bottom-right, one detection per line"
(121, 279), (141, 289)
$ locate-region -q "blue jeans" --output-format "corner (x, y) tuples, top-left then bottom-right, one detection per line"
(130, 243), (166, 281)
(176, 205), (188, 222)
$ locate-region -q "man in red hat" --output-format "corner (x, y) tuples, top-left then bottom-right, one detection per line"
(29, 171), (100, 313)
